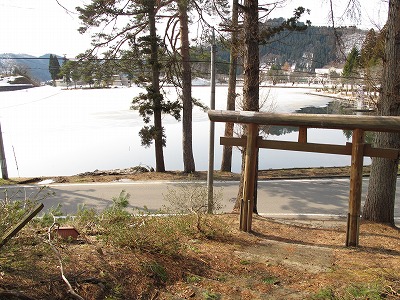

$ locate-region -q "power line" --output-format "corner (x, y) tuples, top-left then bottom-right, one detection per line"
(0, 57), (52, 60)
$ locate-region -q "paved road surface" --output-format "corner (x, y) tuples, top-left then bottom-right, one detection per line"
(2, 178), (400, 220)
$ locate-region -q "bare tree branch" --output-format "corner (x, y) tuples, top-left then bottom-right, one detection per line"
(329, 0), (346, 60)
(54, 0), (76, 15)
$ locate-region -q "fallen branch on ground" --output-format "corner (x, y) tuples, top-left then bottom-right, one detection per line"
(47, 219), (84, 300)
(0, 288), (37, 300)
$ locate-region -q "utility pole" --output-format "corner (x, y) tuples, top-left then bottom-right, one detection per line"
(207, 28), (216, 213)
(0, 121), (9, 179)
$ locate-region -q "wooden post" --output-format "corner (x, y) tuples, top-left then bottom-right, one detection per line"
(0, 121), (8, 180)
(298, 126), (307, 143)
(0, 203), (44, 249)
(240, 123), (258, 232)
(346, 129), (364, 247)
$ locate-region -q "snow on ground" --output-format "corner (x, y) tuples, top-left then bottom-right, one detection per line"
(192, 77), (211, 86)
(0, 76), (21, 86)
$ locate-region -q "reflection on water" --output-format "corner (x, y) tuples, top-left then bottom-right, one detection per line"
(0, 86), (372, 177)
(253, 100), (373, 172)
(268, 99), (376, 144)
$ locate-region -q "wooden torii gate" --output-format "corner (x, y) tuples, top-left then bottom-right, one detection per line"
(208, 110), (400, 247)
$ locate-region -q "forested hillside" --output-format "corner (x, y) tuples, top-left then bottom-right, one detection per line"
(259, 21), (366, 70)
(1, 22), (367, 82)
(216, 20), (367, 73)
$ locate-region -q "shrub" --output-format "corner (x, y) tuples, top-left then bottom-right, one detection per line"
(74, 204), (101, 235)
(74, 189), (229, 255)
(162, 183), (224, 232)
(0, 186), (53, 234)
(39, 203), (64, 227)
(102, 214), (184, 255)
(100, 190), (132, 226)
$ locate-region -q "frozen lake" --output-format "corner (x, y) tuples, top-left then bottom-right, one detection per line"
(0, 85), (369, 177)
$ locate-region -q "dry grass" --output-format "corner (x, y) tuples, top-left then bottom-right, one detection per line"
(1, 165), (399, 299)
(0, 213), (399, 300)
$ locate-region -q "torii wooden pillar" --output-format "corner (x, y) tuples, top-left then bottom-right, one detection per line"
(239, 126), (367, 245)
(240, 123), (258, 232)
(346, 129), (365, 246)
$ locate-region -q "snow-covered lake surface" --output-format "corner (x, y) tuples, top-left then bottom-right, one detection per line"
(0, 85), (369, 177)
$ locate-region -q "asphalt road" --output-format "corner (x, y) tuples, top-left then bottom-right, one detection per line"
(2, 178), (400, 219)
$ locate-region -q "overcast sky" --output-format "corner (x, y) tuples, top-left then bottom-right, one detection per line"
(0, 0), (389, 58)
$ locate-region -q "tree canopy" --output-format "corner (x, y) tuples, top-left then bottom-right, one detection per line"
(48, 54), (61, 82)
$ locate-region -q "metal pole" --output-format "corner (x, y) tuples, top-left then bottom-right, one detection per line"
(207, 28), (216, 213)
(0, 121), (8, 179)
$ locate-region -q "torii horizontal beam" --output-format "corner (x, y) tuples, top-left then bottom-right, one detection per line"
(208, 110), (400, 132)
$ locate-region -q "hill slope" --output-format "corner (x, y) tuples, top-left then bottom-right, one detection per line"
(0, 53), (64, 82)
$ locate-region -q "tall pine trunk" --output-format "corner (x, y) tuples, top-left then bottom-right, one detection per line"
(149, 1), (165, 172)
(220, 0), (239, 172)
(234, 0), (259, 211)
(242, 0), (259, 113)
(362, 0), (400, 225)
(179, 0), (196, 173)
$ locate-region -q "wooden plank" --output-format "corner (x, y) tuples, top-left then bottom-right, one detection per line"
(259, 140), (352, 155)
(209, 110), (400, 133)
(240, 124), (258, 232)
(346, 129), (364, 247)
(298, 127), (307, 143)
(0, 203), (44, 249)
(221, 137), (352, 155)
(220, 136), (247, 147)
(363, 144), (399, 159)
(220, 137), (399, 159)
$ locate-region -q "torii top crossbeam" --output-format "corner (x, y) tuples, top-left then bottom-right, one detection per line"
(208, 110), (400, 132)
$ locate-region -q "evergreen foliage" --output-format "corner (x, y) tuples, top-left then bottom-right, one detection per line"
(58, 58), (82, 87)
(267, 64), (285, 85)
(48, 54), (61, 81)
(342, 46), (360, 79)
(360, 27), (386, 70)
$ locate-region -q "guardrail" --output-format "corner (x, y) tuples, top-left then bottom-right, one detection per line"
(208, 110), (400, 247)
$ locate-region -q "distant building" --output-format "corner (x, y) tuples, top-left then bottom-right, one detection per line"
(315, 67), (343, 76)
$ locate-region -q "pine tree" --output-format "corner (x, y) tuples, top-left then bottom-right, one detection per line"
(360, 29), (377, 67)
(48, 54), (61, 84)
(76, 0), (228, 173)
(342, 46), (360, 96)
(362, 0), (400, 225)
(342, 46), (360, 79)
(129, 0), (181, 172)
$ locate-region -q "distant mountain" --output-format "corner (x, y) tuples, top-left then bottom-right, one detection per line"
(258, 21), (367, 71)
(0, 53), (64, 82)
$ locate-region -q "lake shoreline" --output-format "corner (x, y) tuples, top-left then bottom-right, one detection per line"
(0, 165), (374, 185)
